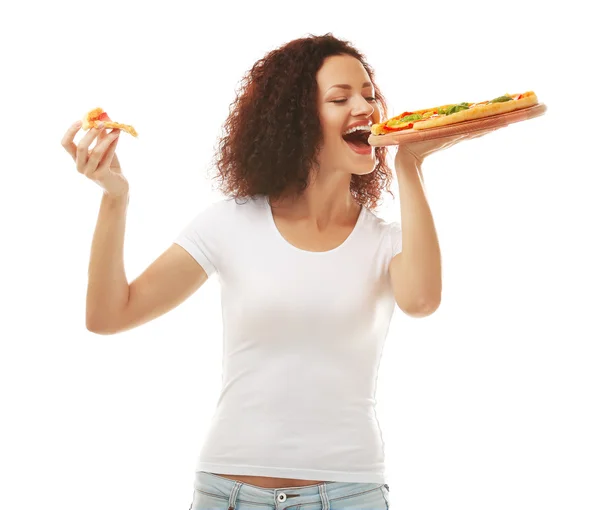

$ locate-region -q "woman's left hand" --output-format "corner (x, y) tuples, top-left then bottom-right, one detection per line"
(394, 127), (503, 169)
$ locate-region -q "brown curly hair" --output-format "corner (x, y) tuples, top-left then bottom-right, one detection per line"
(208, 33), (395, 212)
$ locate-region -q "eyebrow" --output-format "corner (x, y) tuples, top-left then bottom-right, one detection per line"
(328, 82), (373, 91)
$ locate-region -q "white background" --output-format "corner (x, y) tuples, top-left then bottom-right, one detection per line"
(1, 0), (598, 509)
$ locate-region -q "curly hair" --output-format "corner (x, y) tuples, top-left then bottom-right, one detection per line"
(208, 33), (395, 212)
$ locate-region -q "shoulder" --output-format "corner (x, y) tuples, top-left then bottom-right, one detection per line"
(188, 195), (263, 219)
(361, 206), (401, 236)
(361, 206), (403, 256)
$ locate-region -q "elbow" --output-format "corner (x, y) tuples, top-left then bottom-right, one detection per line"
(86, 324), (114, 336)
(86, 301), (125, 335)
(400, 299), (441, 318)
(86, 316), (116, 336)
(403, 309), (432, 319)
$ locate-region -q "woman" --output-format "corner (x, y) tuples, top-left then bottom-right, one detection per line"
(62, 33), (496, 510)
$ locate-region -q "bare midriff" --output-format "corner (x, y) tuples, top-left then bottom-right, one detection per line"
(212, 473), (326, 489)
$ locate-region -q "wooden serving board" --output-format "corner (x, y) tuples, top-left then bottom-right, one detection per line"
(368, 103), (547, 146)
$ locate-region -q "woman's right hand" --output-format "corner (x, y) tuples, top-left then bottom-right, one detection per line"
(61, 120), (129, 198)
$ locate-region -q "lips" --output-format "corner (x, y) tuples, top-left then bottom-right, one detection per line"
(340, 120), (373, 156)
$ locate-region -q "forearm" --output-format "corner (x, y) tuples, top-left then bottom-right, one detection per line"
(86, 191), (130, 332)
(395, 158), (442, 308)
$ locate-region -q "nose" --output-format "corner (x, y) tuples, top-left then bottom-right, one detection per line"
(352, 97), (375, 118)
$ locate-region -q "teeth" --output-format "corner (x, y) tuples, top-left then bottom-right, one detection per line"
(343, 125), (371, 136)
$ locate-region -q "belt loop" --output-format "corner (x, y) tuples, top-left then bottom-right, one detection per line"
(227, 481), (243, 510)
(318, 482), (330, 510)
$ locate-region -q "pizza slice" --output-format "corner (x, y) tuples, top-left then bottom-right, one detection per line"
(371, 91), (538, 135)
(82, 107), (138, 137)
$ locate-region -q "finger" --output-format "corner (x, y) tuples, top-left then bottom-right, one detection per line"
(97, 127), (118, 145)
(83, 130), (120, 177)
(471, 128), (497, 139)
(83, 129), (120, 175)
(95, 134), (120, 175)
(61, 120), (84, 160)
(442, 133), (469, 147)
(440, 135), (466, 149)
(77, 123), (108, 174)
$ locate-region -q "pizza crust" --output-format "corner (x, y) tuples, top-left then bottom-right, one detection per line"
(82, 107), (138, 137)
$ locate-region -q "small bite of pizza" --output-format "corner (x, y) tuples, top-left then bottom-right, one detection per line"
(82, 107), (138, 137)
(371, 91), (538, 135)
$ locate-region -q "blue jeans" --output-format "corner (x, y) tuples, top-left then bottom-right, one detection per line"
(189, 471), (391, 509)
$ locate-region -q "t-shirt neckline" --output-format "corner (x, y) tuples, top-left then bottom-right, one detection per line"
(263, 195), (365, 255)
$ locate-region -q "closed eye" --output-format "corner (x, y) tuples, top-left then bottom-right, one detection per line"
(332, 97), (377, 104)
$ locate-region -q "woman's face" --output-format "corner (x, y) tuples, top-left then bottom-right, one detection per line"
(315, 54), (381, 176)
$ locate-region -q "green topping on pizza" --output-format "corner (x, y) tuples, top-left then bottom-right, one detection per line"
(438, 102), (470, 115)
(398, 114), (422, 123)
(488, 95), (514, 104)
(387, 113), (423, 126)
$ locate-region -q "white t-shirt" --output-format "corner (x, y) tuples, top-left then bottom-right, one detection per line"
(174, 194), (402, 484)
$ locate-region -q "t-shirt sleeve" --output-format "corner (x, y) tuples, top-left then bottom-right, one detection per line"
(173, 200), (225, 278)
(388, 221), (403, 258)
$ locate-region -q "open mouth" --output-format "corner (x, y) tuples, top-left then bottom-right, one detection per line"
(342, 129), (372, 155)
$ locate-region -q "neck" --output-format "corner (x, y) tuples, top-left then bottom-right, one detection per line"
(269, 188), (359, 229)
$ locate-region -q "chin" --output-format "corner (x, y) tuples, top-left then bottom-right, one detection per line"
(348, 151), (377, 173)
(351, 163), (377, 176)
